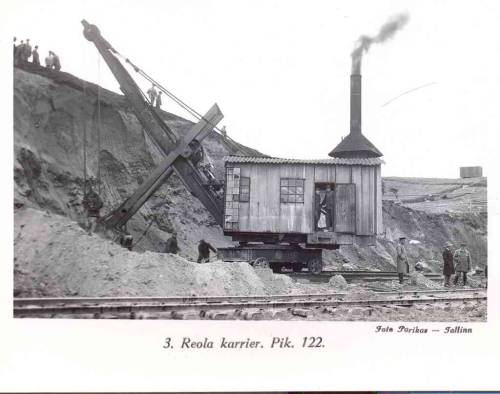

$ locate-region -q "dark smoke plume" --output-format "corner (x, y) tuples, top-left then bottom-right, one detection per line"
(351, 13), (410, 74)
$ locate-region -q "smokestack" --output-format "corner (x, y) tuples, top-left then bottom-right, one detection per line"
(350, 73), (362, 134)
(328, 72), (382, 158)
(329, 13), (409, 159)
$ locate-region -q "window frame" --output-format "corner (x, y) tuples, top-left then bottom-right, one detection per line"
(279, 177), (305, 204)
(239, 176), (250, 202)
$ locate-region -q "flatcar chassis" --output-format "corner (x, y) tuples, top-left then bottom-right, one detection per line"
(217, 244), (323, 274)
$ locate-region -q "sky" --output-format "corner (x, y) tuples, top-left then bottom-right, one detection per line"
(2, 0), (500, 177)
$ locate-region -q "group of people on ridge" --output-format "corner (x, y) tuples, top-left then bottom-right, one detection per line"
(13, 37), (61, 70)
(396, 236), (479, 287)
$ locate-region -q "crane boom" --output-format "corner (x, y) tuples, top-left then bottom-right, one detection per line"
(81, 20), (224, 228)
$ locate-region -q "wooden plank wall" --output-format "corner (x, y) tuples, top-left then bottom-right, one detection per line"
(235, 163), (380, 235)
(239, 165), (314, 233)
(334, 184), (356, 232)
(375, 165), (383, 234)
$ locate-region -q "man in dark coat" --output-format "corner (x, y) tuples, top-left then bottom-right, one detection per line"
(82, 186), (103, 235)
(197, 239), (217, 263)
(324, 185), (335, 230)
(396, 236), (409, 284)
(164, 233), (179, 254)
(442, 242), (455, 287)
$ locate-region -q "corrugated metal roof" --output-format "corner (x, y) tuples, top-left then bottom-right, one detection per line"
(224, 156), (384, 166)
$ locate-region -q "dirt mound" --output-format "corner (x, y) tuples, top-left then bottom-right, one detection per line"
(409, 272), (441, 289)
(328, 274), (348, 290)
(14, 208), (297, 297)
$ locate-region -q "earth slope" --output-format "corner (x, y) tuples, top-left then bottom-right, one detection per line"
(14, 64), (261, 259)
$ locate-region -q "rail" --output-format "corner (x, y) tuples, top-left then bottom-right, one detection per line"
(14, 289), (486, 318)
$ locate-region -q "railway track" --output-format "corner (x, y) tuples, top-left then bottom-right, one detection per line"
(14, 288), (486, 319)
(288, 270), (442, 283)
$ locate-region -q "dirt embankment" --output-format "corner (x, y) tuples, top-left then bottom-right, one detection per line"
(13, 66), (262, 259)
(14, 208), (332, 297)
(325, 199), (487, 273)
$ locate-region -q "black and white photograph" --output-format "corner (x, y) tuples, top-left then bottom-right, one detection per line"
(1, 0), (499, 391)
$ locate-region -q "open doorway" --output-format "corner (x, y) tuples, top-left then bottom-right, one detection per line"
(314, 183), (335, 231)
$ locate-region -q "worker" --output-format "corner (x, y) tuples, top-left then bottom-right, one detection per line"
(314, 189), (327, 230)
(52, 51), (61, 71)
(31, 45), (40, 66)
(396, 236), (409, 284)
(197, 239), (217, 264)
(453, 241), (472, 286)
(220, 125), (227, 139)
(442, 241), (455, 287)
(314, 189), (321, 229)
(324, 185), (335, 230)
(82, 185), (103, 235)
(15, 40), (25, 65)
(156, 91), (162, 109)
(21, 39), (32, 62)
(45, 51), (53, 68)
(164, 233), (179, 254)
(147, 84), (158, 106)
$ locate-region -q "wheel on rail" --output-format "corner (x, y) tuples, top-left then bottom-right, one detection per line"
(252, 257), (270, 269)
(271, 263), (283, 273)
(307, 258), (323, 275)
(292, 265), (303, 273)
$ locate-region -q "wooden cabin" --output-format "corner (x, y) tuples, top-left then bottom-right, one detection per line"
(223, 156), (383, 248)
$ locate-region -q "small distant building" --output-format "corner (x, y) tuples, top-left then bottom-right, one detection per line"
(460, 166), (482, 178)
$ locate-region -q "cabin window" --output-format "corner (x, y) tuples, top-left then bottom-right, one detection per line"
(224, 167), (241, 230)
(280, 178), (305, 203)
(239, 177), (250, 202)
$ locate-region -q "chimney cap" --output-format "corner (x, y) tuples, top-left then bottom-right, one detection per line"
(329, 132), (383, 158)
